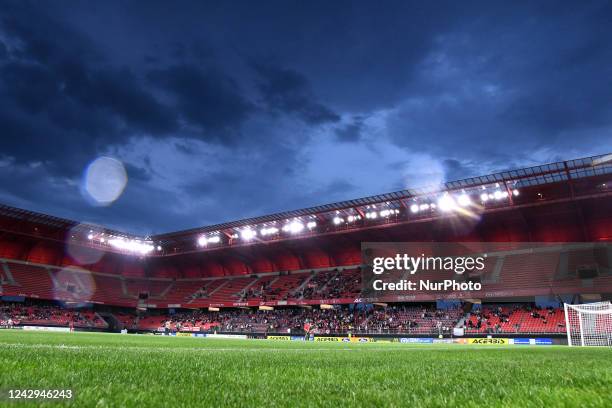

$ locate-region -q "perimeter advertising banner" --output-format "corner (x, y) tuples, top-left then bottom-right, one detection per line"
(22, 326), (71, 333)
(400, 338), (434, 344)
(313, 337), (372, 342)
(267, 336), (291, 341)
(467, 338), (509, 345)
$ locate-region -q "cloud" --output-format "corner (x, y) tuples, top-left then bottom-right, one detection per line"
(335, 116), (365, 143)
(148, 64), (254, 140)
(382, 9), (612, 171)
(1, 1), (612, 235)
(0, 4), (177, 173)
(64, 66), (178, 135)
(252, 62), (340, 125)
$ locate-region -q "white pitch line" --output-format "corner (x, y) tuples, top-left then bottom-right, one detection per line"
(0, 343), (357, 352)
(0, 342), (513, 353)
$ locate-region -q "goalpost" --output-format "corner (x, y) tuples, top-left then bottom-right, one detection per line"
(564, 301), (612, 347)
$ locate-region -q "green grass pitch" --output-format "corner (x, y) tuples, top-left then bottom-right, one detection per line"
(0, 330), (611, 407)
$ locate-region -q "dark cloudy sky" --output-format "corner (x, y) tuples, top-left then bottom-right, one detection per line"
(1, 1), (611, 235)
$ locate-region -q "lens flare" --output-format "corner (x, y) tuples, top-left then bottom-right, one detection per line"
(82, 157), (128, 206)
(52, 266), (96, 303)
(66, 224), (105, 265)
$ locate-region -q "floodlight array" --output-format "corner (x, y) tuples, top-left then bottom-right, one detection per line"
(240, 228), (257, 241)
(86, 230), (163, 254)
(260, 226), (279, 236)
(189, 185), (520, 249)
(198, 234), (221, 247)
(282, 220), (304, 234)
(108, 238), (155, 255)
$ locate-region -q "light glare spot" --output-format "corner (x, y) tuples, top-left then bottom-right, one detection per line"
(83, 157), (128, 206)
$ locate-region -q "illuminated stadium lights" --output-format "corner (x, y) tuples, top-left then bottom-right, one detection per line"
(378, 209), (399, 217)
(240, 228), (257, 240)
(282, 220), (304, 234)
(380, 209), (391, 217)
(437, 194), (457, 212)
(197, 234), (221, 247)
(493, 190), (508, 200)
(480, 188), (510, 203)
(44, 155), (605, 257)
(457, 193), (471, 207)
(260, 226), (279, 236)
(108, 238), (154, 255)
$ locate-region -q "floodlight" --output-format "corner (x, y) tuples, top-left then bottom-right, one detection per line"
(260, 227), (279, 236)
(284, 221), (304, 234)
(241, 229), (257, 240)
(438, 194), (456, 212)
(457, 194), (471, 207)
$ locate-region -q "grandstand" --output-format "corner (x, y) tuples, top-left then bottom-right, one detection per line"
(0, 154), (611, 338)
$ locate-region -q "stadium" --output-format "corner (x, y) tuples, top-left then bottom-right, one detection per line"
(3, 2), (612, 406)
(1, 154), (611, 406)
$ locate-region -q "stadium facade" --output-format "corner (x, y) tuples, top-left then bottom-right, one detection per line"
(0, 154), (611, 336)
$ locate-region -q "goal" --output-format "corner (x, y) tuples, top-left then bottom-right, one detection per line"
(564, 301), (612, 346)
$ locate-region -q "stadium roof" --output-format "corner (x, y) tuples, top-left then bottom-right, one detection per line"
(153, 153), (612, 236)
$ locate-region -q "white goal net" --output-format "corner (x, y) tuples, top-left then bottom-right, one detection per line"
(564, 301), (612, 346)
